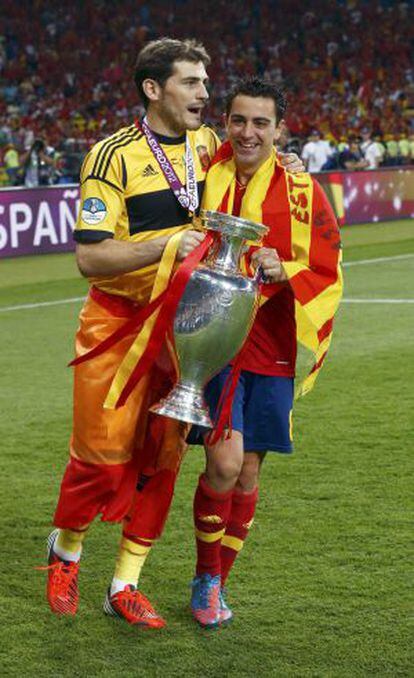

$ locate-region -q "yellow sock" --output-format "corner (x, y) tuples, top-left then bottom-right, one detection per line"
(54, 526), (89, 562)
(112, 537), (152, 593)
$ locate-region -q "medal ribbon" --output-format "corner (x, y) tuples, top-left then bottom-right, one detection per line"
(137, 117), (199, 214)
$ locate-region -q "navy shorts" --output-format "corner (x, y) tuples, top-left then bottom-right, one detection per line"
(189, 367), (294, 453)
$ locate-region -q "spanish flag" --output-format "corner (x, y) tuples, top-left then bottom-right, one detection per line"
(203, 141), (343, 402)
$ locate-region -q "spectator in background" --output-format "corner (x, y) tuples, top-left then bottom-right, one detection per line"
(409, 134), (414, 165)
(3, 142), (20, 185)
(373, 133), (386, 166)
(301, 130), (334, 172)
(0, 2), (412, 160)
(337, 137), (348, 154)
(55, 139), (82, 184)
(398, 133), (411, 165)
(277, 121), (302, 157)
(384, 134), (399, 166)
(338, 137), (368, 170)
(360, 128), (384, 170)
(21, 138), (55, 187)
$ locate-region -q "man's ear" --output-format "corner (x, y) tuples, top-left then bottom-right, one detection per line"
(274, 119), (287, 143)
(142, 78), (162, 103)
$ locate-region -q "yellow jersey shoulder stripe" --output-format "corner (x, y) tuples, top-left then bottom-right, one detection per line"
(100, 130), (144, 181)
(90, 125), (135, 176)
(92, 126), (142, 178)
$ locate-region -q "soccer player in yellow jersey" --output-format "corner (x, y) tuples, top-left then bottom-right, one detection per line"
(44, 38), (214, 628)
(44, 38), (303, 628)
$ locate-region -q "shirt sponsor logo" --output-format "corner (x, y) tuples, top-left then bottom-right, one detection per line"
(142, 163), (158, 177)
(81, 197), (107, 225)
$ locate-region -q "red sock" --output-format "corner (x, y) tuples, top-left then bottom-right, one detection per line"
(220, 486), (258, 586)
(193, 474), (233, 577)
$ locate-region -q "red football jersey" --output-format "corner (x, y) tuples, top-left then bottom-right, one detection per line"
(232, 178), (296, 377)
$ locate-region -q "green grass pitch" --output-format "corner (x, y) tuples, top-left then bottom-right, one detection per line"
(0, 220), (413, 676)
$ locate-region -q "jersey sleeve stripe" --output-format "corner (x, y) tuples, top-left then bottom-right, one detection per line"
(121, 155), (127, 189)
(93, 129), (135, 178)
(90, 125), (134, 176)
(91, 125), (136, 176)
(100, 132), (143, 180)
(95, 128), (138, 177)
(94, 128), (139, 176)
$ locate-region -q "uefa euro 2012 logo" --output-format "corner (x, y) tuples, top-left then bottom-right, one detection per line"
(81, 197), (107, 225)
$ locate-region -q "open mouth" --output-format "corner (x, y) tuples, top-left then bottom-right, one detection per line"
(187, 106), (203, 115)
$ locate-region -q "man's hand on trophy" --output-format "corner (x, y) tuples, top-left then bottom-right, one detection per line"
(277, 152), (305, 174)
(251, 247), (288, 283)
(177, 229), (206, 261)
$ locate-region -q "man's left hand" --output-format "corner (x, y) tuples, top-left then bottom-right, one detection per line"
(251, 247), (288, 283)
(277, 152), (305, 174)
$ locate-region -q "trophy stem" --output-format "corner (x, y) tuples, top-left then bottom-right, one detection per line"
(150, 382), (212, 427)
(212, 234), (245, 273)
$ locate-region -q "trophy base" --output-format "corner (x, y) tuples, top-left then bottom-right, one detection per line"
(150, 383), (212, 427)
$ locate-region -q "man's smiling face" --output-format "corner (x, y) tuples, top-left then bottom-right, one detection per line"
(226, 94), (281, 174)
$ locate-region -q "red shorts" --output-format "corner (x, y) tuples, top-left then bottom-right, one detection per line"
(54, 287), (188, 528)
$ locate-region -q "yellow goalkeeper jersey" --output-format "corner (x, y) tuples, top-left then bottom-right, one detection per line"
(74, 123), (219, 301)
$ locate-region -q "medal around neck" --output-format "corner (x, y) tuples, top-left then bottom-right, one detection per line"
(150, 209), (268, 427)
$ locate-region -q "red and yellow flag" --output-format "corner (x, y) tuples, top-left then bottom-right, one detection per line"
(203, 141), (343, 397)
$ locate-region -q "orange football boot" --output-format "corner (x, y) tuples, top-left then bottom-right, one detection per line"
(103, 585), (166, 628)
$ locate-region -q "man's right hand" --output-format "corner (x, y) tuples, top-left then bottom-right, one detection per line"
(176, 229), (206, 261)
(251, 247), (287, 283)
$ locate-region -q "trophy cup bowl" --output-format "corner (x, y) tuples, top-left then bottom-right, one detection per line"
(150, 210), (268, 426)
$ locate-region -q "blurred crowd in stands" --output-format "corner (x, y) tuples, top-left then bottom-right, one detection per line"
(1, 0), (413, 186)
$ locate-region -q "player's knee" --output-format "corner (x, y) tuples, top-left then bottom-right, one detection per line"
(207, 455), (243, 485)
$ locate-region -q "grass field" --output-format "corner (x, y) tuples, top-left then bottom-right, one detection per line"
(1, 219), (413, 677)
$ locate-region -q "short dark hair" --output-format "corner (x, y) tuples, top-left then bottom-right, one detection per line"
(134, 37), (211, 108)
(225, 76), (287, 121)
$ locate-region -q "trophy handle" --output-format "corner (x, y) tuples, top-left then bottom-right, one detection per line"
(254, 264), (269, 284)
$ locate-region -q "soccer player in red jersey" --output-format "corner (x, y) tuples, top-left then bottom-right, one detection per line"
(190, 77), (342, 627)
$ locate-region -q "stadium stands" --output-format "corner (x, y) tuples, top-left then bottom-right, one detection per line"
(0, 0), (413, 184)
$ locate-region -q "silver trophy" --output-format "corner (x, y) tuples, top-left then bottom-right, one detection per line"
(150, 209), (268, 426)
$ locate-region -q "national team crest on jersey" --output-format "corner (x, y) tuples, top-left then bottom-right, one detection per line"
(196, 145), (211, 172)
(81, 197), (107, 225)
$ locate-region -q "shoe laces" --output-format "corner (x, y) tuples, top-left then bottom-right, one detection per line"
(116, 586), (157, 617)
(37, 560), (78, 595)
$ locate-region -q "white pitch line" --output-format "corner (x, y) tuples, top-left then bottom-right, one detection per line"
(1, 253), (414, 314)
(343, 253), (414, 267)
(2, 294), (413, 313)
(0, 296), (85, 313)
(342, 298), (414, 304)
